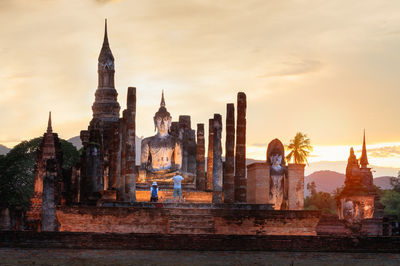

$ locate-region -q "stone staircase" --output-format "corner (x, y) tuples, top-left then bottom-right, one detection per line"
(168, 208), (215, 234)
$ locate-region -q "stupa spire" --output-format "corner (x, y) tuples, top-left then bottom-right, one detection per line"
(103, 18), (109, 46)
(98, 18), (114, 62)
(360, 129), (369, 168)
(47, 111), (52, 133)
(160, 90), (166, 107)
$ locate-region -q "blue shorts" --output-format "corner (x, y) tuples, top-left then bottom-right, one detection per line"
(173, 187), (182, 198)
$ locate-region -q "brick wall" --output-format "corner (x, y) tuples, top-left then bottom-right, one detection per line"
(56, 206), (320, 235)
(316, 215), (384, 236)
(247, 163), (269, 204)
(287, 164), (305, 210)
(213, 209), (319, 235)
(1, 231), (400, 252)
(57, 206), (169, 234)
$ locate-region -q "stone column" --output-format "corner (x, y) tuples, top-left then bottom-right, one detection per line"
(41, 159), (58, 232)
(196, 123), (206, 191)
(206, 118), (214, 191)
(224, 103), (235, 203)
(212, 114), (223, 203)
(179, 115), (191, 173)
(246, 163), (269, 204)
(287, 164), (305, 210)
(117, 119), (126, 200)
(125, 87), (136, 202)
(187, 129), (197, 175)
(234, 92), (247, 203)
(109, 124), (120, 190)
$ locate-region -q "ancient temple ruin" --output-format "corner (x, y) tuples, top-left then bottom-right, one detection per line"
(21, 21), (391, 236)
(337, 131), (379, 222)
(26, 113), (63, 231)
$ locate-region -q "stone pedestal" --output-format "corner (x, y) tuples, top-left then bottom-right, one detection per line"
(287, 164), (305, 210)
(246, 163), (270, 204)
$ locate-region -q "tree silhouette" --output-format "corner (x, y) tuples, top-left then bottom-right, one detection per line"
(285, 132), (313, 164)
(0, 137), (79, 210)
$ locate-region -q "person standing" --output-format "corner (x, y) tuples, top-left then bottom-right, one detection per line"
(150, 181), (159, 202)
(172, 172), (184, 202)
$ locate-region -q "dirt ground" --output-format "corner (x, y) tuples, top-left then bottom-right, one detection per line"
(0, 248), (399, 266)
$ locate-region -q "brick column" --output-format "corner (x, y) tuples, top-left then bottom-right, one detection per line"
(124, 87), (136, 202)
(212, 114), (223, 203)
(234, 92), (247, 203)
(224, 103), (235, 203)
(206, 118), (214, 191)
(287, 164), (305, 210)
(196, 123), (206, 191)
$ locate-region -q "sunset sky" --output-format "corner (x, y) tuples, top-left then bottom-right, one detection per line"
(1, 0), (399, 176)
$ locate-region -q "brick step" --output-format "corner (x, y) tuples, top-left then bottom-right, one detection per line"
(169, 221), (214, 228)
(169, 217), (214, 223)
(168, 209), (211, 215)
(168, 227), (216, 234)
(169, 214), (214, 221)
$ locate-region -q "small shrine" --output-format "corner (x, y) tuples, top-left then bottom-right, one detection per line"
(337, 131), (381, 222)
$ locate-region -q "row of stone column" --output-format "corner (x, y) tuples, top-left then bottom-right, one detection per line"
(195, 92), (247, 204)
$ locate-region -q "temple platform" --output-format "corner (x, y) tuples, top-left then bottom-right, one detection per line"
(135, 190), (211, 203)
(2, 231), (400, 252)
(56, 204), (320, 235)
(136, 182), (196, 191)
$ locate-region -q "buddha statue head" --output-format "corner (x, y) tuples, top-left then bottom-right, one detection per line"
(154, 91), (172, 136)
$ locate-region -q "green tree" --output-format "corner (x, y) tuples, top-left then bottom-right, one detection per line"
(380, 190), (400, 218)
(390, 172), (400, 192)
(304, 181), (336, 214)
(285, 132), (313, 165)
(0, 137), (79, 210)
(307, 181), (317, 197)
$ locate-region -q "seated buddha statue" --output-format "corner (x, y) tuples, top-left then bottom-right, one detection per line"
(140, 92), (182, 180)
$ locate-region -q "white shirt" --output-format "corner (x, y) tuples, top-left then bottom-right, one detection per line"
(172, 175), (184, 188)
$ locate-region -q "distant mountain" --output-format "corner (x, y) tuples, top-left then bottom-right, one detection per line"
(374, 176), (394, 190)
(0, 144), (10, 155)
(306, 160), (398, 179)
(304, 170), (395, 196)
(67, 136), (82, 150)
(305, 170), (345, 196)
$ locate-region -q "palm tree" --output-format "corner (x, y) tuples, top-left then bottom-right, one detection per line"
(285, 132), (313, 165)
